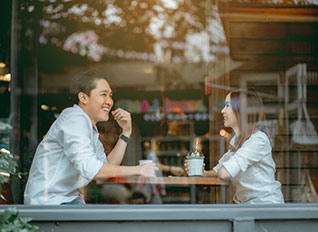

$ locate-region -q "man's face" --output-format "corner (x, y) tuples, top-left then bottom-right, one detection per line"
(84, 79), (114, 125)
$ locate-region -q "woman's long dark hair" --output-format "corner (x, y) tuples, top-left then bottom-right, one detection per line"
(228, 89), (273, 152)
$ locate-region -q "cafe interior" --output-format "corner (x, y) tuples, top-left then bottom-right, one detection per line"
(0, 0), (318, 205)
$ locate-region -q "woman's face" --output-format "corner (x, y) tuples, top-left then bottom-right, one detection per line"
(221, 93), (239, 133)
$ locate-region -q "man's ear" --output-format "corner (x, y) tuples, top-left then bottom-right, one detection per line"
(78, 92), (88, 104)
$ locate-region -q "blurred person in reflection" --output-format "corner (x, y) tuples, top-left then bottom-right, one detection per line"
(24, 69), (157, 205)
(129, 191), (147, 204)
(100, 183), (131, 204)
(185, 89), (284, 204)
(138, 139), (185, 203)
(144, 140), (185, 176)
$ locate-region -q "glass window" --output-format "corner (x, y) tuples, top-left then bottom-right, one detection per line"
(0, 0), (317, 205)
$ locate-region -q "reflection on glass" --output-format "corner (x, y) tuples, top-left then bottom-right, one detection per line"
(1, 0), (317, 204)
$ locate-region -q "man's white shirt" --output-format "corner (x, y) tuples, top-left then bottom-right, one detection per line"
(24, 104), (106, 205)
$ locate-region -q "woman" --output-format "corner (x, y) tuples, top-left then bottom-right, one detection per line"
(188, 89), (284, 204)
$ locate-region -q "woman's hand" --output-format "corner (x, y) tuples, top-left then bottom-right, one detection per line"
(112, 108), (132, 136)
(184, 159), (206, 176)
(184, 159), (189, 175)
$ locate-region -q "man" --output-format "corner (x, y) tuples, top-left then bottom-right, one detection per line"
(24, 69), (157, 205)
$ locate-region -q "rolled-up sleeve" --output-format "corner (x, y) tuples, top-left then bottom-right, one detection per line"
(59, 114), (104, 181)
(96, 139), (107, 162)
(222, 132), (271, 178)
(213, 153), (227, 173)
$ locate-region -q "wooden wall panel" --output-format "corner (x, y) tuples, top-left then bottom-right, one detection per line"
(230, 39), (284, 55)
(229, 22), (287, 39)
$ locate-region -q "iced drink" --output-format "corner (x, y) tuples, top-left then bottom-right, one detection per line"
(187, 158), (204, 176)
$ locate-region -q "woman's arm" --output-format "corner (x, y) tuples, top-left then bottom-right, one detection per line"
(220, 131), (270, 179)
(202, 169), (217, 177)
(217, 166), (231, 179)
(184, 160), (227, 178)
(201, 167), (231, 179)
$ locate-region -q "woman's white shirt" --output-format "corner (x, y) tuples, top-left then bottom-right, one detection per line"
(213, 131), (284, 204)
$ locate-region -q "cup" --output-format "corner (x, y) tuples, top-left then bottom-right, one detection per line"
(187, 158), (204, 176)
(139, 160), (153, 165)
(139, 160), (156, 177)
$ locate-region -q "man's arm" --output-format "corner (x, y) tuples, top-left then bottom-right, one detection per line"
(107, 108), (132, 165)
(107, 136), (129, 165)
(93, 162), (157, 180)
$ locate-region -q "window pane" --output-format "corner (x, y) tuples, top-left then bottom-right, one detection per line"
(1, 0), (317, 205)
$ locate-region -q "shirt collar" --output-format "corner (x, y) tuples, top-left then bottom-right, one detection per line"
(230, 135), (236, 146)
(73, 104), (97, 131)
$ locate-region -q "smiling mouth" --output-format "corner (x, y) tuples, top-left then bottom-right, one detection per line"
(102, 107), (110, 112)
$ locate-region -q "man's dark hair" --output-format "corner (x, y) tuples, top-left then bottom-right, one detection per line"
(70, 69), (108, 96)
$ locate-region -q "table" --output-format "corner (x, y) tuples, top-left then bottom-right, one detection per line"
(103, 176), (222, 184)
(95, 176), (229, 203)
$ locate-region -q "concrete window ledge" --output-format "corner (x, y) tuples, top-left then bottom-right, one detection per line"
(1, 204), (318, 232)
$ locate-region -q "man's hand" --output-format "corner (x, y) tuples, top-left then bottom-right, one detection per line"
(112, 108), (132, 137)
(139, 163), (158, 177)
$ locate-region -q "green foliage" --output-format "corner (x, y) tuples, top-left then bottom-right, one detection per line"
(0, 153), (18, 176)
(0, 153), (38, 231)
(0, 207), (38, 232)
(0, 152), (18, 200)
